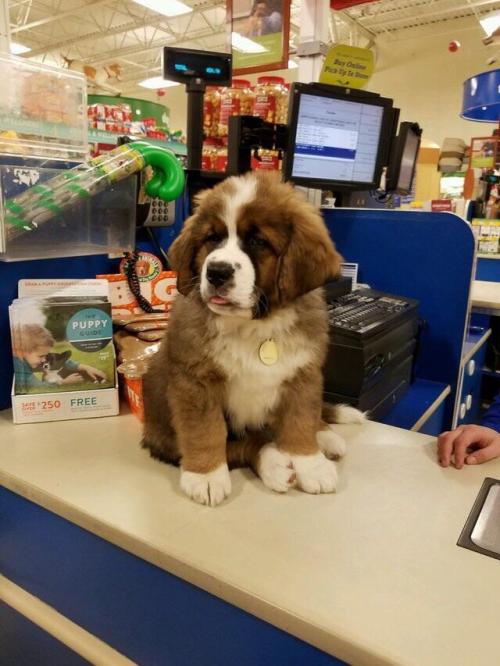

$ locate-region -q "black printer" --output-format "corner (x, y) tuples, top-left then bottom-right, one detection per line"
(322, 281), (419, 420)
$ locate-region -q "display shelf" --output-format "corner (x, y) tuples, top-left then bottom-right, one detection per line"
(477, 253), (500, 260)
(88, 129), (187, 156)
(0, 54), (87, 162)
(380, 378), (450, 431)
(461, 327), (491, 367)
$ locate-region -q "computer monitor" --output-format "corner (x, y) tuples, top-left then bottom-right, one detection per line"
(385, 122), (422, 194)
(283, 83), (397, 191)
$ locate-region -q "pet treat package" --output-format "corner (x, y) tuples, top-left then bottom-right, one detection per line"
(9, 278), (119, 423)
(97, 251), (178, 318)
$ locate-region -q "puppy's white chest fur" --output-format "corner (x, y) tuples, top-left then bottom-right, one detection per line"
(211, 309), (314, 431)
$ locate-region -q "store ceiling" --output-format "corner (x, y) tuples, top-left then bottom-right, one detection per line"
(8, 0), (500, 97)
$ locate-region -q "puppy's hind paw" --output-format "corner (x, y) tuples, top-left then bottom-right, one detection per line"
(316, 428), (347, 459)
(180, 464), (231, 507)
(332, 404), (367, 424)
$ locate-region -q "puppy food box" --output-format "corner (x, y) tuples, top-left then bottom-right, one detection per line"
(9, 279), (119, 424)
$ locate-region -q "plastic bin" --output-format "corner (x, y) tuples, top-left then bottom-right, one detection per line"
(0, 54), (87, 162)
(0, 161), (136, 261)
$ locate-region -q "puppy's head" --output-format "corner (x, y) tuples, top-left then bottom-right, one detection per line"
(169, 172), (341, 318)
(41, 350), (72, 372)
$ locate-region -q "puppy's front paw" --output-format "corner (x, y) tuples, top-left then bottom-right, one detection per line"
(291, 451), (338, 494)
(180, 464), (231, 507)
(316, 427), (346, 459)
(257, 443), (296, 493)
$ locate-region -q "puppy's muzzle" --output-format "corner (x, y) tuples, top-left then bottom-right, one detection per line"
(206, 261), (235, 288)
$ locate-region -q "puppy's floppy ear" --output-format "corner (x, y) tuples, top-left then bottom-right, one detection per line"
(168, 187), (212, 295)
(61, 350), (72, 362)
(168, 218), (196, 296)
(277, 208), (342, 304)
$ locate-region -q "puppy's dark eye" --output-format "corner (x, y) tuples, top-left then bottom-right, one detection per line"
(205, 232), (222, 244)
(248, 236), (269, 250)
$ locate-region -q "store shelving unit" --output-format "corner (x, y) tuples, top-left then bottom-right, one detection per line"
(88, 129), (187, 156)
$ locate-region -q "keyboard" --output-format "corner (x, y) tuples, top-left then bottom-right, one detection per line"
(327, 289), (419, 337)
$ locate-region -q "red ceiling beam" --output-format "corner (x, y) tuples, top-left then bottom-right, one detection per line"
(330, 1), (379, 10)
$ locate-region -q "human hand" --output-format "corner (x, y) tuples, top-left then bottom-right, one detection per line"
(78, 364), (106, 381)
(438, 424), (500, 469)
(62, 373), (84, 385)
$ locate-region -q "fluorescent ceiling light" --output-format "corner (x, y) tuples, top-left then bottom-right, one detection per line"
(480, 11), (500, 36)
(139, 76), (180, 89)
(231, 32), (267, 54)
(132, 0), (192, 17)
(288, 59), (298, 69)
(10, 42), (31, 54)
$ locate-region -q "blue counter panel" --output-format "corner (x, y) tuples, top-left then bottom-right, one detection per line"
(476, 257), (500, 282)
(0, 487), (346, 666)
(381, 378), (449, 433)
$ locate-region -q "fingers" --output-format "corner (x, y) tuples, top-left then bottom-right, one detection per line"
(437, 430), (459, 467)
(438, 428), (480, 469)
(466, 438), (500, 465)
(438, 426), (500, 469)
(69, 374), (84, 383)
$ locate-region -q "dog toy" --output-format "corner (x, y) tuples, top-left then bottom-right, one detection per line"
(4, 141), (185, 241)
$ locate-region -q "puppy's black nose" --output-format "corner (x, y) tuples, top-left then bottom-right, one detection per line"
(207, 262), (234, 288)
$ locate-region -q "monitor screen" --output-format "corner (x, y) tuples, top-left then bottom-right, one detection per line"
(284, 83), (396, 191)
(386, 122), (422, 194)
(163, 47), (232, 85)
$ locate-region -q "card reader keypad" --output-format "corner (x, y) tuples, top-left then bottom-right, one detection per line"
(328, 291), (415, 336)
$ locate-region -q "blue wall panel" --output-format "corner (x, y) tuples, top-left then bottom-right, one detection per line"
(323, 209), (475, 423)
(0, 487), (346, 666)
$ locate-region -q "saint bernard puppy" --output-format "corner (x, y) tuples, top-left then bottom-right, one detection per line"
(142, 172), (365, 506)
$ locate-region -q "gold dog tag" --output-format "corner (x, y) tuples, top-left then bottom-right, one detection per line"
(259, 339), (279, 366)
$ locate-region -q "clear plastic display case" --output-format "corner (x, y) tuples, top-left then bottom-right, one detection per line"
(0, 54), (88, 162)
(0, 161), (136, 261)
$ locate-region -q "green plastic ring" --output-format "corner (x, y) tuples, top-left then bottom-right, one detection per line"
(129, 141), (185, 202)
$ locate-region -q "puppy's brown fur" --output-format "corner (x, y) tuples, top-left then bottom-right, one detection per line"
(142, 173), (344, 501)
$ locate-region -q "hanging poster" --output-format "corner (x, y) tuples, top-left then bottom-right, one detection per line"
(470, 136), (498, 168)
(227, 0), (290, 75)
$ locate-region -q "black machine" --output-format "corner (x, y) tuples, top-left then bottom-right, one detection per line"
(283, 82), (399, 193)
(162, 47), (232, 86)
(323, 287), (420, 419)
(385, 121), (422, 194)
(163, 47), (232, 172)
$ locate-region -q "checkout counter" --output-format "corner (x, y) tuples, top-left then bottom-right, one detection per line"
(1, 412), (500, 666)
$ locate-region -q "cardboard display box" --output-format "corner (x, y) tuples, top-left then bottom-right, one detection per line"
(12, 373), (119, 424)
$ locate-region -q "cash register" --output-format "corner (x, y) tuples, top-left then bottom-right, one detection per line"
(322, 278), (420, 420)
(283, 82), (422, 419)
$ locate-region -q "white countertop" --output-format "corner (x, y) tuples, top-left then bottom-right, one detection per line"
(1, 410), (499, 666)
(472, 280), (500, 312)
